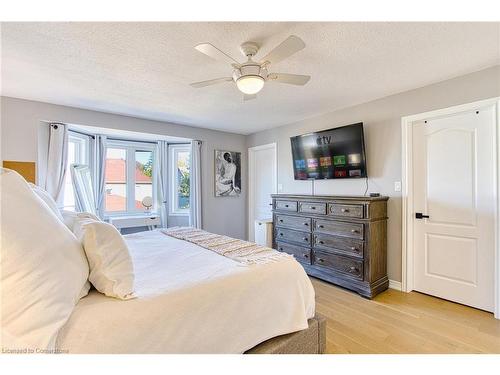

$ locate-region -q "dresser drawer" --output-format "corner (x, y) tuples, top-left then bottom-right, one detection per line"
(299, 201), (327, 215)
(275, 227), (311, 246)
(275, 200), (298, 212)
(329, 203), (364, 218)
(313, 250), (364, 280)
(313, 233), (364, 258)
(276, 241), (312, 265)
(275, 214), (312, 231)
(313, 218), (364, 239)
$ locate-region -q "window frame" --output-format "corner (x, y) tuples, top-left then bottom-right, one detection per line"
(104, 139), (157, 217)
(168, 143), (191, 216)
(63, 131), (91, 211)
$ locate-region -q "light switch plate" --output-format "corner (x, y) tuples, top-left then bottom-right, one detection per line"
(394, 181), (402, 192)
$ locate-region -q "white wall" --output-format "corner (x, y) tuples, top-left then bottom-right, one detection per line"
(0, 97), (247, 239)
(247, 65), (500, 282)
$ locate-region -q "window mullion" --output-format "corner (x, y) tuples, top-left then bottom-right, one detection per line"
(173, 149), (178, 212)
(127, 147), (136, 213)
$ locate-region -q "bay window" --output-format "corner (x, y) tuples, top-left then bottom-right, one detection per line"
(104, 140), (157, 215)
(169, 144), (190, 215)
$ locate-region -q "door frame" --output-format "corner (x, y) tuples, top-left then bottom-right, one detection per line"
(401, 97), (500, 318)
(248, 142), (278, 241)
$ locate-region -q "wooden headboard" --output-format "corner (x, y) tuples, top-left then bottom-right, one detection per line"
(3, 161), (36, 183)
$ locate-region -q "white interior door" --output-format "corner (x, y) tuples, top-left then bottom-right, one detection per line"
(412, 106), (496, 311)
(248, 143), (277, 241)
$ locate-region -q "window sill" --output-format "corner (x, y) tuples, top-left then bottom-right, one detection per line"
(105, 212), (159, 220)
(168, 211), (189, 217)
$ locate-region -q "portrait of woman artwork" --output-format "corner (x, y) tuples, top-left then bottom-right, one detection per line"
(215, 150), (241, 197)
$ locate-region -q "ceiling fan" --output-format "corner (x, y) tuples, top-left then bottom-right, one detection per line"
(190, 35), (311, 100)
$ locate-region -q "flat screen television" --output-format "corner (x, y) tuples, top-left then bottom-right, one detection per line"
(290, 122), (367, 180)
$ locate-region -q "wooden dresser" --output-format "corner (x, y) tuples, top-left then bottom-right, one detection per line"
(272, 194), (389, 298)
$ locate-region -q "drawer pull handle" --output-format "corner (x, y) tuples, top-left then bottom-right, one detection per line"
(279, 233), (284, 236)
(318, 225), (324, 229)
(311, 206), (316, 210)
(279, 247), (283, 251)
(303, 222), (309, 226)
(341, 208), (349, 213)
(279, 219), (283, 223)
(285, 204), (289, 207)
(303, 254), (309, 258)
(318, 240), (324, 245)
(348, 266), (359, 273)
(318, 258), (325, 263)
(350, 247), (359, 252)
(351, 229), (358, 233)
(303, 237), (309, 242)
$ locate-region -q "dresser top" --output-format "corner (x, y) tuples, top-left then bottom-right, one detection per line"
(271, 193), (389, 202)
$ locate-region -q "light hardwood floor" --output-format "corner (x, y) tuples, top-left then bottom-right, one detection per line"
(311, 278), (500, 353)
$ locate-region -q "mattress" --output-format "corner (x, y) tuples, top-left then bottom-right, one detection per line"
(56, 230), (315, 353)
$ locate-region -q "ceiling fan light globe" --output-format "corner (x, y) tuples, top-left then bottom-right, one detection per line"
(236, 76), (264, 95)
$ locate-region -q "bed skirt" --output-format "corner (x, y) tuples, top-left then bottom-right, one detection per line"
(245, 314), (326, 354)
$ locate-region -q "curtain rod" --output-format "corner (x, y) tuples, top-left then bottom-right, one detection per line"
(107, 137), (191, 145)
(68, 128), (95, 139)
(69, 128), (192, 145)
(107, 137), (158, 145)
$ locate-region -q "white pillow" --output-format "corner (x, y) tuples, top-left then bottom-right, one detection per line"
(60, 210), (101, 231)
(1, 169), (90, 350)
(73, 218), (135, 300)
(28, 182), (64, 222)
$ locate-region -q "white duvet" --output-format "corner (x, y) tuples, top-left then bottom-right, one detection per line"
(56, 230), (315, 353)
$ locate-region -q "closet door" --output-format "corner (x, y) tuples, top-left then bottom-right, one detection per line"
(412, 106), (496, 311)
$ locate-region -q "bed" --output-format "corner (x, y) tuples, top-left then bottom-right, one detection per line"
(55, 230), (320, 354)
(2, 168), (323, 354)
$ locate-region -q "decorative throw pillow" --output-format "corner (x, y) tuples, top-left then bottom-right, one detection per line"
(72, 218), (135, 300)
(28, 182), (64, 222)
(60, 210), (101, 231)
(1, 168), (90, 350)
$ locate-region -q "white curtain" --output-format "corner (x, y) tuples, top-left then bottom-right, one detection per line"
(189, 140), (202, 228)
(93, 135), (107, 218)
(44, 123), (68, 205)
(157, 141), (169, 228)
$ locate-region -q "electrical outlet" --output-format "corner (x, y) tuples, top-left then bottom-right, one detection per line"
(394, 181), (402, 192)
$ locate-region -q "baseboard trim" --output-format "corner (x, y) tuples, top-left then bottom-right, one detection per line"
(388, 279), (402, 291)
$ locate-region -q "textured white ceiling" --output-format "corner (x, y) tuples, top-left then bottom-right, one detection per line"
(1, 22), (499, 134)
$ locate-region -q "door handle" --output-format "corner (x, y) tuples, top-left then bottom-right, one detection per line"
(415, 212), (430, 219)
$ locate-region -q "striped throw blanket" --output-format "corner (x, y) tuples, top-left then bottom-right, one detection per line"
(161, 227), (292, 265)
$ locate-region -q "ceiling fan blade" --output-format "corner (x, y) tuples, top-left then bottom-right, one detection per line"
(260, 35), (306, 65)
(190, 77), (233, 88)
(243, 94), (257, 101)
(268, 73), (311, 86)
(194, 43), (240, 65)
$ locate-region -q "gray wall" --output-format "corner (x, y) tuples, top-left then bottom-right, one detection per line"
(2, 66), (499, 281)
(246, 65), (500, 282)
(0, 97), (247, 240)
